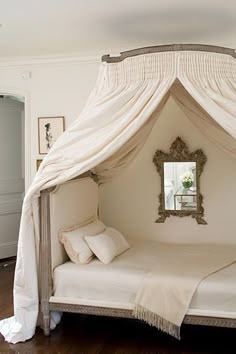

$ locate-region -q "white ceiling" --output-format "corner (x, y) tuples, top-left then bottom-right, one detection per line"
(0, 0), (236, 58)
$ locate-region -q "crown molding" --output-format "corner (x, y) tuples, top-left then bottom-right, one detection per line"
(0, 53), (102, 68)
(0, 43), (235, 68)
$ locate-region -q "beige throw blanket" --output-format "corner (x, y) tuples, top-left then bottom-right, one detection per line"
(133, 243), (236, 339)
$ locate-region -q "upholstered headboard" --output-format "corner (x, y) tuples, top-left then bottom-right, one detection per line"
(49, 177), (98, 270)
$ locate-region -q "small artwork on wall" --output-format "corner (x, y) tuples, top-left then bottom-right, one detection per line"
(38, 116), (65, 154)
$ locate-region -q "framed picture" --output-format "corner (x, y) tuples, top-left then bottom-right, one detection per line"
(38, 116), (65, 154)
(36, 159), (43, 171)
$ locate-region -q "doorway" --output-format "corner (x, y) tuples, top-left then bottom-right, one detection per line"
(0, 95), (25, 259)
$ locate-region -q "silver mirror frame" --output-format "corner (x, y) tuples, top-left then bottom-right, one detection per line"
(153, 137), (207, 225)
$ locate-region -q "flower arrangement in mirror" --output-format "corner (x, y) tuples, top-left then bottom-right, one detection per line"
(180, 171), (194, 189)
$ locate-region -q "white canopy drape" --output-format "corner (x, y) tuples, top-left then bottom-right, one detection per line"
(0, 50), (236, 343)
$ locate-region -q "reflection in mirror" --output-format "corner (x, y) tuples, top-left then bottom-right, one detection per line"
(164, 162), (197, 211)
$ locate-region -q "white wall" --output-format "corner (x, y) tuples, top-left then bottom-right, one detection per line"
(99, 98), (236, 244)
(0, 58), (100, 185)
(0, 98), (25, 258)
(0, 58), (100, 256)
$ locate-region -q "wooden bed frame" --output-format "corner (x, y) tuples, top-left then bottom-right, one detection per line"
(40, 43), (236, 336)
(39, 180), (236, 336)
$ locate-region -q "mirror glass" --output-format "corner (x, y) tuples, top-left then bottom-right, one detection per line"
(164, 162), (197, 211)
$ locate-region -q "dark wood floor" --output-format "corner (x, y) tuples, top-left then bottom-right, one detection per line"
(0, 262), (236, 354)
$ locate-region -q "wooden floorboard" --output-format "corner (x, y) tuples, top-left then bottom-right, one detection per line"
(0, 263), (236, 353)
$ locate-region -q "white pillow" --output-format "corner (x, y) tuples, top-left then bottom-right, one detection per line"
(85, 227), (130, 264)
(59, 219), (105, 264)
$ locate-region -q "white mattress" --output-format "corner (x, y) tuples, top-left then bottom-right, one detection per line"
(53, 240), (236, 317)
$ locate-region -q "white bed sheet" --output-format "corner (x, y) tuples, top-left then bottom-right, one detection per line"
(53, 240), (236, 317)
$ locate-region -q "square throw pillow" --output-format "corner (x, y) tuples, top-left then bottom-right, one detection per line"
(59, 219), (105, 264)
(85, 227), (130, 264)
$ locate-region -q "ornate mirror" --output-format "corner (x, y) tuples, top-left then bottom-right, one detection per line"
(153, 137), (207, 225)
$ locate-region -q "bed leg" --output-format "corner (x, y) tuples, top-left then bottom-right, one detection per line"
(43, 316), (50, 336)
(42, 301), (50, 336)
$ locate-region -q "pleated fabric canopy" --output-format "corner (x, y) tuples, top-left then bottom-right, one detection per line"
(0, 45), (236, 343)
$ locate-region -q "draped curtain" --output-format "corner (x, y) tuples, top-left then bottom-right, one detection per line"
(0, 51), (236, 343)
(170, 81), (236, 158)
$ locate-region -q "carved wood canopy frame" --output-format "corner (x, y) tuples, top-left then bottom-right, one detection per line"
(102, 43), (236, 63)
(153, 137), (207, 225)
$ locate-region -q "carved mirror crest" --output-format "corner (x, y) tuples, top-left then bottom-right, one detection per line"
(153, 137), (207, 225)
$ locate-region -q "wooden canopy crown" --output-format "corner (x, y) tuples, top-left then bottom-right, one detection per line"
(102, 44), (236, 63)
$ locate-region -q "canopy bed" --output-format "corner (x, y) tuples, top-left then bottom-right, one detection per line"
(0, 44), (236, 344)
(40, 176), (236, 340)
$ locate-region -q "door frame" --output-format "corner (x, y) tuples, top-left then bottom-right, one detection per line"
(0, 88), (31, 191)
